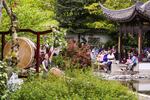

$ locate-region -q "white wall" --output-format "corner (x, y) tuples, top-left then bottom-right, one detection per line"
(66, 34), (111, 44)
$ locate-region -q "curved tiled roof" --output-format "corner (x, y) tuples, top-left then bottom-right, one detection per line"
(100, 1), (150, 22)
(137, 1), (150, 19)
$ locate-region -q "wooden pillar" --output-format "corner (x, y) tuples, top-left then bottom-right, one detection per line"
(36, 33), (40, 73)
(138, 29), (142, 59)
(53, 32), (56, 48)
(1, 34), (5, 60)
(78, 33), (80, 44)
(118, 33), (122, 62)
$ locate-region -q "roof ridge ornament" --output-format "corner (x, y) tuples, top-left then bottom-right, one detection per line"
(140, 0), (150, 12)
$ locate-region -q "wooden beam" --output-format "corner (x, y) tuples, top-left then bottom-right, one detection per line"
(18, 29), (53, 35)
(0, 28), (53, 35)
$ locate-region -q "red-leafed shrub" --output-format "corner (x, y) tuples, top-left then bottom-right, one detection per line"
(65, 39), (91, 68)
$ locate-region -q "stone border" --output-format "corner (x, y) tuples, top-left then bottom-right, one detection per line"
(138, 93), (150, 100)
(94, 72), (150, 80)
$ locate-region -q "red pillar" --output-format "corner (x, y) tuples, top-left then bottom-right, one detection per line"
(36, 33), (40, 72)
(1, 34), (5, 60)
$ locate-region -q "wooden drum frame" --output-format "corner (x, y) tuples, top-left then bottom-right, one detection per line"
(3, 37), (36, 69)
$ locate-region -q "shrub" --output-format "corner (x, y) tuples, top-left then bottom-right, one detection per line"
(63, 39), (91, 69)
(10, 69), (137, 100)
(0, 61), (8, 100)
(52, 55), (66, 69)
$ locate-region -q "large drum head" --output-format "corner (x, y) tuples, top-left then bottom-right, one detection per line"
(3, 37), (35, 69)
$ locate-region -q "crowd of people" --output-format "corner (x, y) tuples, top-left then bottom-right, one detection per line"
(90, 47), (116, 73)
(39, 39), (140, 74)
(90, 46), (139, 72)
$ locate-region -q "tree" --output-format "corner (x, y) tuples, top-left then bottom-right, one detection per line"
(0, 0), (58, 31)
(56, 0), (149, 34)
(56, 0), (102, 34)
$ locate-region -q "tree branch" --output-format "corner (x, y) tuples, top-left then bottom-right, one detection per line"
(2, 0), (17, 21)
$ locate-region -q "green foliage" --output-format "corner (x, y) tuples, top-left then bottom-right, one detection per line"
(52, 55), (79, 70)
(52, 55), (66, 69)
(0, 61), (8, 100)
(0, 0), (67, 48)
(42, 28), (67, 48)
(0, 0), (58, 31)
(10, 69), (137, 100)
(103, 0), (134, 10)
(56, 0), (103, 34)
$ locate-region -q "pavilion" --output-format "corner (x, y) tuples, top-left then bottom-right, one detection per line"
(100, 1), (150, 62)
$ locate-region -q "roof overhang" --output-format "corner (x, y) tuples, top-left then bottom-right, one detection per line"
(100, 1), (150, 22)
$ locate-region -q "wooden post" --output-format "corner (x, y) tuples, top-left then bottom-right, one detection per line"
(137, 20), (143, 62)
(118, 33), (121, 62)
(36, 33), (40, 73)
(1, 34), (5, 60)
(138, 30), (142, 60)
(78, 33), (80, 44)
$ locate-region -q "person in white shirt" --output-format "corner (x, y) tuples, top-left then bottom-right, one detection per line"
(107, 50), (115, 72)
(90, 49), (96, 62)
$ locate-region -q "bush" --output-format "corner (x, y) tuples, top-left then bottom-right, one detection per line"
(10, 69), (137, 100)
(52, 55), (66, 69)
(0, 61), (8, 100)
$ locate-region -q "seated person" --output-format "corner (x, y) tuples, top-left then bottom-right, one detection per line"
(42, 53), (52, 72)
(125, 58), (132, 65)
(94, 51), (106, 71)
(107, 50), (115, 72)
(90, 49), (96, 62)
(96, 51), (104, 63)
(101, 51), (109, 72)
(125, 53), (138, 71)
(42, 48), (55, 72)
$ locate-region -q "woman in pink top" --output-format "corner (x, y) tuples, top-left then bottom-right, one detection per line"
(96, 51), (104, 63)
